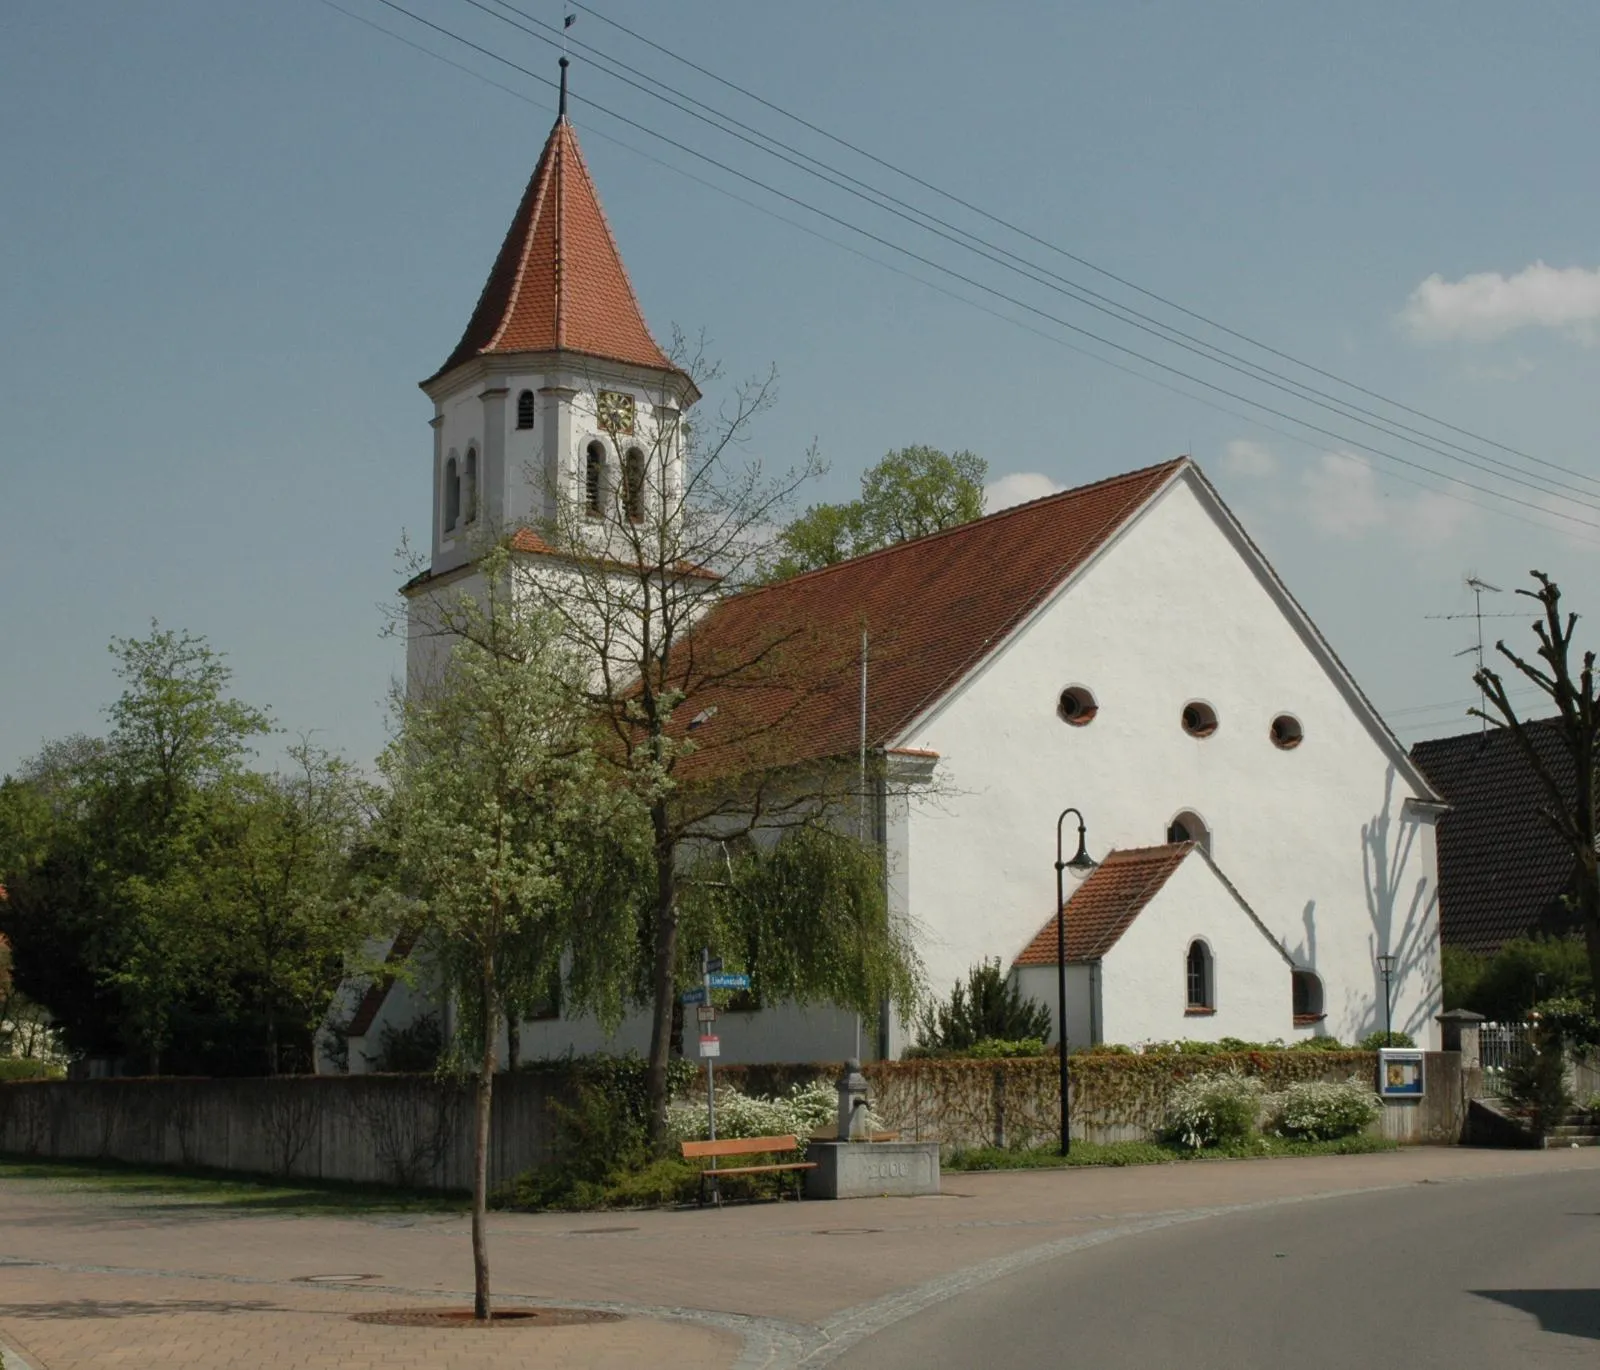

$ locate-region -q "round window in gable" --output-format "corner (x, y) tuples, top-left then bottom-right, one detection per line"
(1181, 700), (1218, 738)
(1058, 685), (1098, 726)
(1270, 714), (1304, 750)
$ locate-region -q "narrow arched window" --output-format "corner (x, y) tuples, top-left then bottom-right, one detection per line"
(584, 440), (605, 517)
(443, 456), (460, 532)
(1292, 970), (1324, 1022)
(463, 448), (478, 523)
(1167, 810), (1210, 853)
(624, 447), (646, 522)
(516, 389), (535, 430)
(1186, 940), (1213, 1011)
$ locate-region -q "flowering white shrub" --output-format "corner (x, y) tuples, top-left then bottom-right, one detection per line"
(1163, 1068), (1265, 1149)
(1269, 1078), (1382, 1141)
(666, 1079), (857, 1143)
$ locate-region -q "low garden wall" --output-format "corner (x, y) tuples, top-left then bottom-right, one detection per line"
(719, 1051), (1467, 1150)
(0, 1050), (1471, 1187)
(0, 1073), (561, 1191)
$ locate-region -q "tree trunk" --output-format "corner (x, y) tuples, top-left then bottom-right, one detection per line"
(645, 803), (679, 1150)
(472, 956), (496, 1323)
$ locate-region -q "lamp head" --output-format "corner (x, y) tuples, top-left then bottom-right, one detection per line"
(1376, 953), (1397, 975)
(1067, 826), (1097, 872)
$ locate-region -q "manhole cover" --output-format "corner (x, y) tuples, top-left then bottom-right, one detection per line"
(294, 1274), (377, 1285)
(567, 1226), (639, 1235)
(815, 1228), (884, 1236)
(352, 1307), (624, 1328)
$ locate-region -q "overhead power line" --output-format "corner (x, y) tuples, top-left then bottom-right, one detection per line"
(567, 0), (1596, 495)
(337, 0), (1600, 538)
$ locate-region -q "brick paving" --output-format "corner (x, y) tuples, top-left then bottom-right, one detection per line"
(4, 1146), (1599, 1368)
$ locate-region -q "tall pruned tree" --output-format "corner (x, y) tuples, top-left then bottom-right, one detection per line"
(1473, 571), (1600, 1003)
(381, 543), (644, 1321)
(521, 345), (925, 1145)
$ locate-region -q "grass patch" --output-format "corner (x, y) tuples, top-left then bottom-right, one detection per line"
(0, 1154), (465, 1214)
(947, 1133), (1400, 1171)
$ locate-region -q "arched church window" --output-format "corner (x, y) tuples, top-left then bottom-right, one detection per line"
(1292, 969), (1324, 1022)
(624, 447), (646, 523)
(463, 448), (478, 524)
(444, 455), (461, 532)
(1167, 809), (1210, 853)
(1186, 940), (1214, 1012)
(584, 441), (606, 517)
(516, 390), (535, 430)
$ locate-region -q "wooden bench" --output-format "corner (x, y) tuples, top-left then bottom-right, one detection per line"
(680, 1134), (817, 1206)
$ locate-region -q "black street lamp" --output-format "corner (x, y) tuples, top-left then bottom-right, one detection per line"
(1376, 953), (1397, 1046)
(1055, 807), (1097, 1156)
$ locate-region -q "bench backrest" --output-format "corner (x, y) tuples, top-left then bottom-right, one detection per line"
(680, 1133), (799, 1160)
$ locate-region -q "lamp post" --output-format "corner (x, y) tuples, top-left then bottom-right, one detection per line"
(1055, 808), (1097, 1156)
(1376, 953), (1397, 1046)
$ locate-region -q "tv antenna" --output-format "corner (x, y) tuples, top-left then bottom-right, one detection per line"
(1425, 576), (1507, 736)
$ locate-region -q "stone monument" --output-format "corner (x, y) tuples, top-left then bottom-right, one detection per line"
(805, 1058), (941, 1199)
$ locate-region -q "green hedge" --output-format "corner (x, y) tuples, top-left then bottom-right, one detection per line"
(0, 1059), (64, 1083)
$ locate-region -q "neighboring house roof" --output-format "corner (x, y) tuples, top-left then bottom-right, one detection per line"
(1013, 842), (1295, 967)
(1014, 844), (1194, 964)
(1410, 718), (1578, 952)
(429, 112), (676, 383)
(344, 931), (417, 1041)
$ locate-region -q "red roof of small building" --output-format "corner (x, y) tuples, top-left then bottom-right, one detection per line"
(430, 114), (675, 383)
(668, 459), (1186, 783)
(1014, 843), (1194, 965)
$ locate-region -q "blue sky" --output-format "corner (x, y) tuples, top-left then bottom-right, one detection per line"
(3, 1), (1597, 775)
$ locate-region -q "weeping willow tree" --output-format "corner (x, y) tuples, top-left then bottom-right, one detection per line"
(677, 824), (921, 1031)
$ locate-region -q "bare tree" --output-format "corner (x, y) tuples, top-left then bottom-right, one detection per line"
(524, 343), (922, 1144)
(1472, 570), (1600, 999)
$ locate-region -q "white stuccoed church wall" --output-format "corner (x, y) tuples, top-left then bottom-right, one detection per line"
(898, 470), (1442, 1049)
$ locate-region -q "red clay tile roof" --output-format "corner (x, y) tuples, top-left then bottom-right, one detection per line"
(344, 931), (417, 1040)
(1014, 843), (1195, 965)
(431, 115), (675, 382)
(667, 459), (1185, 784)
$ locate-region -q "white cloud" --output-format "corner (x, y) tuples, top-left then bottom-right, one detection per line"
(1223, 439), (1276, 478)
(1298, 451), (1479, 547)
(1303, 453), (1388, 538)
(984, 471), (1063, 513)
(1401, 261), (1600, 342)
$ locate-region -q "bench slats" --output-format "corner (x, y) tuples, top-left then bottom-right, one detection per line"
(681, 1133), (799, 1160)
(699, 1161), (817, 1178)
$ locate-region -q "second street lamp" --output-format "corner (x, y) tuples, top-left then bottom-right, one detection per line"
(1055, 807), (1097, 1156)
(1376, 953), (1397, 1046)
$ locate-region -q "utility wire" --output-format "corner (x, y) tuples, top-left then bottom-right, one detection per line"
(569, 0), (1594, 492)
(347, 0), (1600, 535)
(472, 0), (1600, 508)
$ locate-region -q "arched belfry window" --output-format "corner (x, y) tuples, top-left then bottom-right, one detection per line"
(443, 455), (461, 532)
(624, 447), (646, 523)
(1186, 940), (1214, 1012)
(584, 441), (606, 517)
(463, 448), (478, 524)
(516, 389), (535, 430)
(1292, 969), (1324, 1022)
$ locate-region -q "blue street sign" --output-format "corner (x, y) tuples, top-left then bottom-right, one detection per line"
(680, 987), (707, 1005)
(707, 972), (751, 990)
(706, 956), (724, 974)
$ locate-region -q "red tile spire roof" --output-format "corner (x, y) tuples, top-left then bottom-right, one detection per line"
(430, 102), (675, 383)
(1014, 844), (1195, 965)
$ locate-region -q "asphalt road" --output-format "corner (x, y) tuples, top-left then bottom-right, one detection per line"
(833, 1168), (1600, 1369)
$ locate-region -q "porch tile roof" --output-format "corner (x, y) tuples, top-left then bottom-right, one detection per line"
(1014, 842), (1194, 965)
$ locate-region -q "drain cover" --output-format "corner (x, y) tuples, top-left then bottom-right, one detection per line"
(294, 1274), (376, 1285)
(352, 1307), (624, 1328)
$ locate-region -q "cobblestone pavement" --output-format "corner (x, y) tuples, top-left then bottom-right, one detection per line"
(4, 1146), (1598, 1369)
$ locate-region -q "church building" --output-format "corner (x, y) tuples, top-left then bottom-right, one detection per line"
(339, 76), (1445, 1070)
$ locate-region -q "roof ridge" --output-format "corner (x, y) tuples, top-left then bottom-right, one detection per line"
(750, 456), (1189, 598)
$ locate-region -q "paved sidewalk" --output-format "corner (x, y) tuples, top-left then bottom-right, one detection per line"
(4, 1146), (1598, 1369)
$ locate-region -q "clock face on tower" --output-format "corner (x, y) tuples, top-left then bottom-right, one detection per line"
(596, 390), (636, 435)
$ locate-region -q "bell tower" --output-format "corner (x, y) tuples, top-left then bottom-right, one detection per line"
(417, 60), (698, 578)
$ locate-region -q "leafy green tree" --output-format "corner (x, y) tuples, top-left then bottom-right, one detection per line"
(1474, 573), (1600, 1005)
(769, 445), (987, 579)
(380, 544), (643, 1321)
(1442, 936), (1591, 1020)
(914, 959), (1052, 1053)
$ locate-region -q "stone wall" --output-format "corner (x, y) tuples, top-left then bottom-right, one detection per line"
(0, 1073), (560, 1191)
